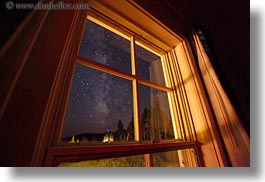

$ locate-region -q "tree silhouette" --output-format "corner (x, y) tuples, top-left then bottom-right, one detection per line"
(126, 116), (134, 141)
(149, 100), (174, 141)
(117, 120), (124, 131)
(141, 107), (151, 141)
(115, 120), (126, 141)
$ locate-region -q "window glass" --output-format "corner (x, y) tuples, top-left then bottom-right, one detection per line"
(58, 149), (197, 167)
(136, 44), (166, 86)
(79, 20), (131, 73)
(58, 154), (145, 167)
(152, 149), (198, 167)
(61, 64), (134, 143)
(139, 84), (175, 142)
(52, 14), (202, 168)
(152, 150), (180, 167)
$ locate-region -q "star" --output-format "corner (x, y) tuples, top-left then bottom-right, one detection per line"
(61, 19), (172, 141)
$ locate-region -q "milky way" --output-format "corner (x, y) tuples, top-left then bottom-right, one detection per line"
(61, 19), (165, 139)
(62, 20), (134, 137)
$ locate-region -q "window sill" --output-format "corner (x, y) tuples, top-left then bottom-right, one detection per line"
(45, 141), (200, 166)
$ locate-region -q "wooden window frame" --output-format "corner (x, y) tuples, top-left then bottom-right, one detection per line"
(45, 8), (202, 167)
(45, 141), (202, 167)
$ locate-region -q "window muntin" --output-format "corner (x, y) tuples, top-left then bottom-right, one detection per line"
(61, 64), (134, 143)
(60, 16), (173, 145)
(48, 13), (202, 167)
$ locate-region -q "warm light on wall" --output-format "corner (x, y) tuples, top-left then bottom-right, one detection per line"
(193, 33), (250, 166)
(159, 41), (223, 166)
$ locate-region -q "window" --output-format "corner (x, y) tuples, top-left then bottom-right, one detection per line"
(58, 148), (196, 167)
(45, 11), (201, 167)
(61, 64), (134, 143)
(61, 17), (175, 144)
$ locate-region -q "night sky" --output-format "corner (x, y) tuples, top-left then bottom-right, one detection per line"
(61, 19), (170, 139)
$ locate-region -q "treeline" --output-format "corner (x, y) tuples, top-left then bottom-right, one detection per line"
(63, 107), (174, 143)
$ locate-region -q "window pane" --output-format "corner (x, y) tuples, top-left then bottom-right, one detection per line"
(136, 44), (166, 86)
(152, 150), (180, 167)
(58, 155), (145, 167)
(152, 149), (198, 167)
(139, 84), (175, 142)
(61, 64), (134, 143)
(79, 20), (131, 73)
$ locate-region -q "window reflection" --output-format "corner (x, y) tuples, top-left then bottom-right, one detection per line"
(152, 149), (198, 167)
(58, 149), (198, 167)
(152, 150), (180, 167)
(139, 84), (175, 142)
(136, 44), (166, 86)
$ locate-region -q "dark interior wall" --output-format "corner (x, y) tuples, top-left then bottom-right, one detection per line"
(0, 1), (79, 166)
(135, 0), (250, 134)
(0, 1), (249, 167)
(0, 1), (39, 48)
(1, 0), (250, 133)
